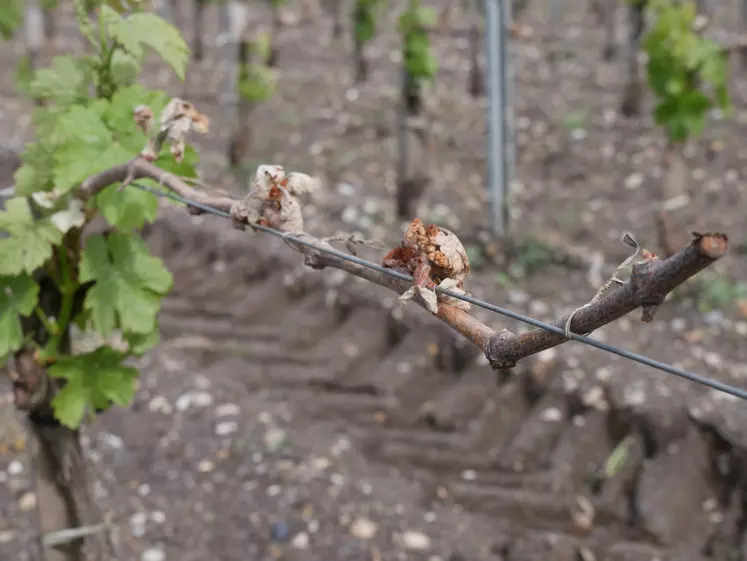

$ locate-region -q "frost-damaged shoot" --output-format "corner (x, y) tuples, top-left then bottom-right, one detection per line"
(230, 164), (319, 234)
(382, 218), (472, 314)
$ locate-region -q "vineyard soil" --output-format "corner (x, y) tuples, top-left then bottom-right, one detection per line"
(2, 1), (747, 560)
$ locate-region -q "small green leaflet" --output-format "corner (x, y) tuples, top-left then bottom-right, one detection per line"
(0, 275), (39, 359)
(80, 234), (173, 337)
(110, 49), (141, 88)
(0, 198), (63, 276)
(29, 56), (91, 108)
(101, 6), (190, 80)
(49, 346), (139, 429)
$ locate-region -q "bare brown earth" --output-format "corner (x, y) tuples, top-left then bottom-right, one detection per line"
(2, 1), (747, 560)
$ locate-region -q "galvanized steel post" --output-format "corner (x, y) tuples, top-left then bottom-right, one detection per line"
(25, 0), (44, 68)
(484, 0), (512, 237)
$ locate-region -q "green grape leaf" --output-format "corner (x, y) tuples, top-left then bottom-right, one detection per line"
(13, 141), (56, 196)
(49, 379), (88, 429)
(79, 233), (173, 337)
(48, 346), (139, 429)
(0, 275), (39, 358)
(642, 0), (731, 144)
(254, 32), (273, 63)
(0, 198), (63, 276)
(679, 89), (712, 116)
(32, 106), (66, 140)
(355, 17), (376, 43)
(102, 6), (190, 80)
(52, 104), (133, 193)
(156, 143), (199, 177)
(125, 328), (160, 355)
(238, 65), (277, 104)
(95, 184), (159, 231)
(29, 56), (91, 107)
(0, 0), (23, 39)
(105, 85), (169, 138)
(699, 49), (728, 90)
(353, 0), (384, 43)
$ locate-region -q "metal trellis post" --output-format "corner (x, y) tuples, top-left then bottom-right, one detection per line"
(484, 0), (513, 238)
(220, 2), (249, 109)
(548, 0), (561, 23)
(25, 0), (44, 69)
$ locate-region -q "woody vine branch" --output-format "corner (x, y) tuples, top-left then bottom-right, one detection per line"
(76, 151), (729, 371)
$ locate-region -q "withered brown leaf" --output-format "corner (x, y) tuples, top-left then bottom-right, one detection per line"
(384, 218), (472, 314)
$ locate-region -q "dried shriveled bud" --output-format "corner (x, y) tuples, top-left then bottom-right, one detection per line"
(141, 97), (210, 163)
(133, 104), (154, 134)
(285, 172), (320, 196)
(384, 218), (472, 314)
(230, 164), (319, 233)
(403, 218), (470, 282)
(259, 185), (304, 232)
(381, 245), (420, 274)
(252, 164), (286, 197)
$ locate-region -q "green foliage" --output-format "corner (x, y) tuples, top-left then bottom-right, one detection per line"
(694, 273), (747, 313)
(79, 233), (173, 337)
(29, 56), (92, 107)
(49, 346), (139, 429)
(0, 275), (39, 359)
(0, 198), (64, 276)
(514, 238), (555, 277)
(100, 6), (190, 81)
(53, 104), (135, 192)
(0, 0), (24, 40)
(238, 35), (278, 104)
(354, 0), (385, 45)
(398, 0), (438, 84)
(0, 0), (143, 42)
(562, 110), (587, 132)
(642, 0), (730, 143)
(2, 4), (200, 428)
